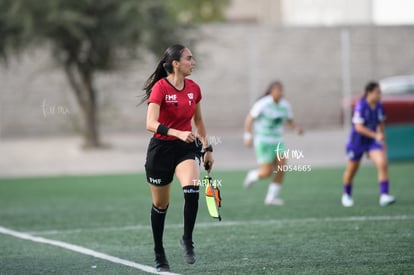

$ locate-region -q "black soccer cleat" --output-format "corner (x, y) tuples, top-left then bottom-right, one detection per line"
(155, 251), (170, 272)
(180, 238), (196, 264)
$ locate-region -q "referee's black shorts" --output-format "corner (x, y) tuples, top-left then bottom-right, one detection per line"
(145, 137), (202, 186)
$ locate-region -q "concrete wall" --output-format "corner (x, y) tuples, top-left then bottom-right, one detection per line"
(1, 24), (414, 138)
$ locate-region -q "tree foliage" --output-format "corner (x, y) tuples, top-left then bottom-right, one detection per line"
(167, 0), (230, 24)
(0, 0), (229, 147)
(1, 0), (179, 63)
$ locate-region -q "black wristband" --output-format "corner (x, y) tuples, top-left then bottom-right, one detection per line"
(203, 144), (213, 153)
(156, 124), (169, 136)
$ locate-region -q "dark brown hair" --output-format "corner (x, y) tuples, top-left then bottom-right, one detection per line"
(364, 81), (379, 98)
(141, 44), (186, 104)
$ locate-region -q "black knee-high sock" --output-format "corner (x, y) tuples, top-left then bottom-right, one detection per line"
(182, 185), (199, 241)
(151, 204), (168, 254)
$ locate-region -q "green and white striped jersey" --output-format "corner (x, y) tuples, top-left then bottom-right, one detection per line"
(250, 95), (293, 144)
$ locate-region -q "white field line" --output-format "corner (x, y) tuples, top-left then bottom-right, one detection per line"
(0, 226), (180, 275)
(28, 215), (414, 236)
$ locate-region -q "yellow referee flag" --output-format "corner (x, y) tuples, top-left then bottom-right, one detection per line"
(205, 176), (222, 221)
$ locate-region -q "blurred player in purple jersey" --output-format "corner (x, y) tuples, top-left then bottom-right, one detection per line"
(342, 81), (396, 207)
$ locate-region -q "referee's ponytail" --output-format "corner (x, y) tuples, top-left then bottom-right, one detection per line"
(141, 44), (186, 104)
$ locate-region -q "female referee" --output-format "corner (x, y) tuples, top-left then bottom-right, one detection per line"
(142, 44), (213, 272)
(342, 81), (395, 207)
(243, 81), (303, 205)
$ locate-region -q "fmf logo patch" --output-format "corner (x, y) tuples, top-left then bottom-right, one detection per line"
(165, 94), (177, 102)
(149, 177), (162, 184)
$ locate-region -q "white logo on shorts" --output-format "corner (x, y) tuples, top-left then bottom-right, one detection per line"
(149, 177), (162, 184)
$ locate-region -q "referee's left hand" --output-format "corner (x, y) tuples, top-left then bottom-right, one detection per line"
(203, 152), (214, 172)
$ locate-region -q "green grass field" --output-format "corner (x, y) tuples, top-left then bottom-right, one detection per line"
(1, 163), (413, 274)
